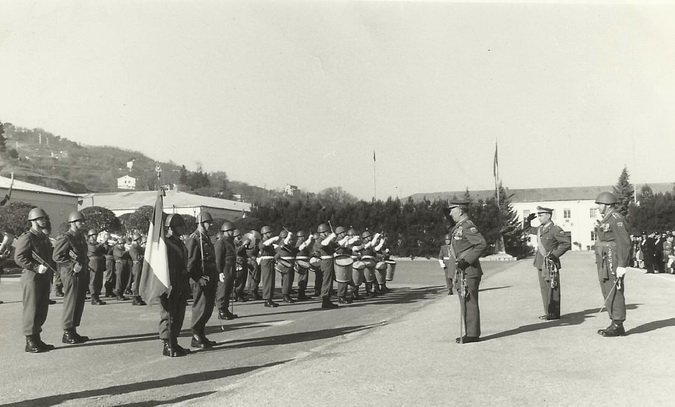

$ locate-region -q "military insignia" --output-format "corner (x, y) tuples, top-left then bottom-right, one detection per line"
(617, 222), (623, 227)
(454, 228), (463, 239)
(559, 229), (565, 235)
(470, 227), (478, 233)
(602, 223), (610, 232)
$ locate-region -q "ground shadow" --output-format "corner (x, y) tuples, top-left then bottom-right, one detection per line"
(480, 303), (641, 341)
(114, 391), (216, 407)
(479, 285), (511, 293)
(3, 361), (288, 407)
(625, 317), (675, 335)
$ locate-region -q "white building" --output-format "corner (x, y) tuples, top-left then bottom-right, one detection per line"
(0, 175), (79, 227)
(117, 175), (136, 190)
(79, 189), (252, 221)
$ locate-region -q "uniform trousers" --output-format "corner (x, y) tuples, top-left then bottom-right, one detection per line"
(599, 277), (626, 322)
(88, 256), (105, 297)
(114, 260), (129, 295)
(131, 261), (142, 296)
(159, 292), (187, 342)
(103, 255), (115, 294)
(21, 270), (50, 336)
(190, 279), (215, 334)
(296, 267), (309, 293)
(60, 267), (89, 329)
(216, 268), (235, 312)
(459, 275), (481, 338)
(537, 267), (561, 317)
(281, 267), (295, 296)
(312, 268), (323, 296)
(319, 260), (335, 298)
(246, 261), (261, 295)
(260, 260), (276, 300)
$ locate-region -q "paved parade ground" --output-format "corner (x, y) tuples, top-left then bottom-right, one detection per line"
(0, 252), (674, 406)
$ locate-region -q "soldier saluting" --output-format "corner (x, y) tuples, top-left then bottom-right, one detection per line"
(52, 211), (90, 344)
(523, 206), (571, 320)
(444, 201), (486, 344)
(14, 208), (55, 353)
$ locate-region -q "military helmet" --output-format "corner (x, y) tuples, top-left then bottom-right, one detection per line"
(279, 229), (289, 239)
(68, 211), (85, 223)
(220, 221), (235, 232)
(296, 230), (307, 239)
(87, 229), (98, 238)
(444, 233), (451, 240)
(196, 211), (213, 224)
(249, 230), (262, 241)
(361, 230), (372, 239)
(335, 226), (346, 235)
(347, 228), (357, 236)
(165, 213), (185, 228)
(27, 207), (48, 221)
(132, 232), (142, 241)
(260, 225), (273, 235)
(595, 191), (618, 205)
(317, 223), (330, 233)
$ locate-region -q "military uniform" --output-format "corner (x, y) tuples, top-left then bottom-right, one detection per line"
(15, 229), (54, 348)
(53, 229), (90, 340)
(451, 216), (487, 342)
(313, 232), (338, 308)
(276, 242), (297, 302)
(87, 240), (107, 305)
(259, 239), (278, 304)
(186, 230), (217, 346)
(234, 239), (249, 301)
(294, 235), (313, 300)
(215, 235), (237, 317)
(160, 234), (190, 354)
(113, 243), (131, 300)
(594, 207), (630, 330)
(103, 244), (115, 297)
(128, 243), (146, 305)
(245, 242), (262, 300)
(525, 208), (571, 319)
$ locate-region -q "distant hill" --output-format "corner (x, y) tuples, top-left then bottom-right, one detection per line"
(0, 122), (285, 203)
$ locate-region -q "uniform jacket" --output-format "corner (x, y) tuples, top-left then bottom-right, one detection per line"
(185, 230), (217, 282)
(215, 237), (237, 276)
(450, 217), (487, 278)
(594, 208), (631, 279)
(14, 229), (54, 272)
(529, 222), (571, 270)
(165, 234), (190, 297)
(52, 230), (88, 273)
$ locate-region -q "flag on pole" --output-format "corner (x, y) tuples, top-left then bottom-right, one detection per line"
(493, 142), (499, 180)
(373, 150), (376, 162)
(139, 189), (170, 303)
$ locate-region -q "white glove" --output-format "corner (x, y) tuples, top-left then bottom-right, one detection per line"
(284, 234), (292, 245)
(263, 236), (280, 246)
(38, 264), (48, 274)
(321, 233), (336, 246)
(615, 267), (627, 278)
(219, 273), (226, 283)
(438, 259), (445, 269)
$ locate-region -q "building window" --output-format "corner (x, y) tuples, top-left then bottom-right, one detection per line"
(563, 209), (571, 219)
(591, 231), (596, 241)
(523, 210), (530, 220)
(590, 208), (599, 218)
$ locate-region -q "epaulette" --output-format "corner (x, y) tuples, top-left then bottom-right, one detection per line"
(611, 212), (621, 219)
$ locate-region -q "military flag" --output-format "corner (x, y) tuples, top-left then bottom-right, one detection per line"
(139, 188), (169, 303)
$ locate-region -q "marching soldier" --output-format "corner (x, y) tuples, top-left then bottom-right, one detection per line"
(334, 226), (353, 304)
(276, 229), (297, 303)
(14, 208), (55, 352)
(129, 233), (147, 306)
(438, 234), (456, 295)
(53, 211), (90, 344)
(445, 201), (487, 344)
(259, 226), (280, 308)
(359, 231), (378, 298)
(113, 236), (131, 301)
(313, 223), (339, 309)
(186, 211), (218, 348)
(523, 206), (571, 320)
(102, 232), (116, 298)
(311, 231), (323, 298)
(160, 214), (191, 357)
(215, 221), (238, 320)
(232, 229), (249, 302)
(294, 230), (314, 301)
(245, 230), (262, 300)
(346, 228), (363, 300)
(86, 229), (107, 305)
(594, 192), (631, 337)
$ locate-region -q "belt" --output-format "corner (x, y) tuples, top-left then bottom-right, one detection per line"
(361, 255), (375, 259)
(280, 256), (295, 260)
(295, 256), (309, 260)
(442, 257), (450, 260)
(259, 256), (275, 260)
(596, 241), (617, 247)
(321, 256), (334, 260)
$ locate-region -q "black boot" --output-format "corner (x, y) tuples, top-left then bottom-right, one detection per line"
(321, 296), (338, 310)
(36, 333), (55, 351)
(91, 295), (106, 305)
(598, 322), (625, 337)
(264, 299), (279, 308)
(297, 291), (311, 301)
(62, 329), (85, 344)
(25, 335), (45, 353)
(282, 295), (295, 303)
(132, 296), (146, 306)
(190, 334), (207, 349)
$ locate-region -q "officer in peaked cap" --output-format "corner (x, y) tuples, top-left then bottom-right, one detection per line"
(215, 221), (238, 320)
(524, 206), (571, 320)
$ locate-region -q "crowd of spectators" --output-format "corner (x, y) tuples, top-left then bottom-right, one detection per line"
(631, 232), (675, 274)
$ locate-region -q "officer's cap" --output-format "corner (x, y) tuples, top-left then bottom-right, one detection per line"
(536, 206), (553, 214)
(446, 200), (469, 210)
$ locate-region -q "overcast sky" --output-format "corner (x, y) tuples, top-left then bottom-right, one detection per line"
(1, 1), (674, 200)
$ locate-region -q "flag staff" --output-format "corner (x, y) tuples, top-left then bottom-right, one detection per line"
(373, 150), (377, 201)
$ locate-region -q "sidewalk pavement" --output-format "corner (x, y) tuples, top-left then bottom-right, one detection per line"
(186, 252), (675, 407)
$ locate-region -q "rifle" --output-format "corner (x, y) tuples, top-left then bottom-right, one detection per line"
(31, 250), (58, 275)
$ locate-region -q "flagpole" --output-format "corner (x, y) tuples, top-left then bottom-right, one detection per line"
(373, 150), (377, 201)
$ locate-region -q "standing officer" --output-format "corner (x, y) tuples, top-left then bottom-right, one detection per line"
(215, 221), (238, 320)
(101, 232), (116, 298)
(445, 201), (487, 344)
(14, 208), (55, 353)
(232, 229), (249, 302)
(438, 234), (456, 295)
(186, 211), (218, 348)
(594, 192), (631, 337)
(244, 230), (262, 300)
(259, 226), (280, 308)
(313, 223), (339, 309)
(160, 214), (191, 357)
(523, 206), (571, 320)
(53, 211), (90, 344)
(86, 229), (107, 305)
(294, 230), (314, 301)
(333, 226), (353, 304)
(129, 233), (147, 306)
